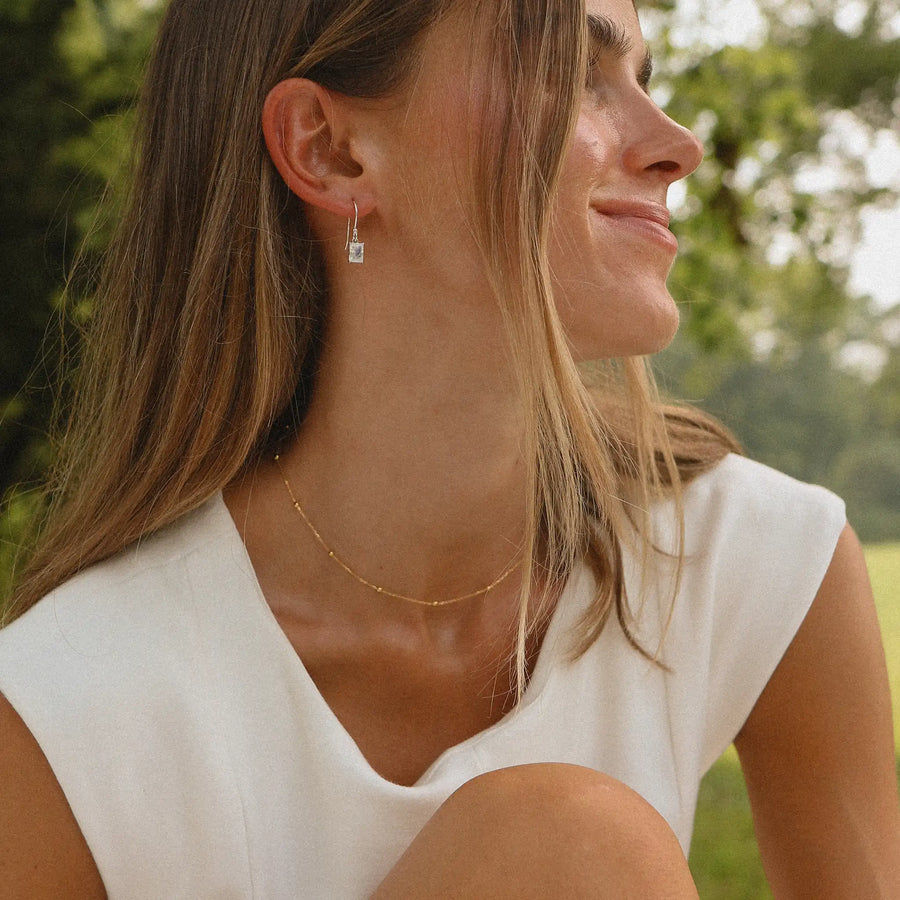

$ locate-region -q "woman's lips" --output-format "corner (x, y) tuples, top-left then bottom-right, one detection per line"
(591, 200), (678, 252)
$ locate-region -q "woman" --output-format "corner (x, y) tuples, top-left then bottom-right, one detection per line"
(1, 0), (898, 896)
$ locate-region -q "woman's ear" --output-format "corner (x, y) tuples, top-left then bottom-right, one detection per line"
(262, 78), (375, 218)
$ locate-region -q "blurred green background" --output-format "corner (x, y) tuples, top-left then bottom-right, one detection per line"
(1, 0), (898, 894)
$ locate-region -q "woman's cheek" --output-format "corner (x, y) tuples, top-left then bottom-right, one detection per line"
(559, 112), (615, 204)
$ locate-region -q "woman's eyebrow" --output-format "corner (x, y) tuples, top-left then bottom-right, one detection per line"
(587, 13), (654, 88)
(587, 14), (632, 59)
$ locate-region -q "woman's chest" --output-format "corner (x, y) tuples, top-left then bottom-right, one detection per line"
(276, 615), (531, 786)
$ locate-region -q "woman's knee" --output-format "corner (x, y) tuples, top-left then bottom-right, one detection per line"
(451, 761), (656, 821)
(454, 764), (692, 878)
(374, 764), (698, 898)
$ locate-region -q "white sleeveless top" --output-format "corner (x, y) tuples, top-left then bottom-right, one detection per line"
(0, 455), (845, 898)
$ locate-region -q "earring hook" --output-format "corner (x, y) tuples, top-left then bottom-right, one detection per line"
(346, 200), (364, 264)
(345, 201), (358, 249)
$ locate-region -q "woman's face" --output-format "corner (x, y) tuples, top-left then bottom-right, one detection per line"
(371, 0), (703, 360)
(550, 0), (704, 359)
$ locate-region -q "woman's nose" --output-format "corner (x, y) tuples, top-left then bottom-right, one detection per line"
(623, 100), (704, 184)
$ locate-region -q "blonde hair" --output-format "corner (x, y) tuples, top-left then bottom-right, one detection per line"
(4, 0), (738, 689)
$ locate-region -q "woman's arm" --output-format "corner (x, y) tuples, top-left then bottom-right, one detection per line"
(0, 694), (106, 898)
(735, 524), (900, 898)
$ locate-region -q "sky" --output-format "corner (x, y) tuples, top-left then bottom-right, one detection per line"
(850, 207), (900, 310)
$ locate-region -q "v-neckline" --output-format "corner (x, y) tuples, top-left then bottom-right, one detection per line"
(211, 491), (589, 788)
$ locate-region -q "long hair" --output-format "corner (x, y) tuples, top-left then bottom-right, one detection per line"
(4, 0), (738, 688)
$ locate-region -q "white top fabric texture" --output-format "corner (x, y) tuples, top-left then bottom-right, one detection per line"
(0, 454), (846, 899)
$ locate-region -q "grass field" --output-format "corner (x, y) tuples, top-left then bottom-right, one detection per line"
(868, 543), (900, 736)
(688, 542), (900, 897)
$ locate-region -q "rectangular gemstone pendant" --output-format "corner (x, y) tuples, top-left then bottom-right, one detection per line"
(348, 241), (364, 264)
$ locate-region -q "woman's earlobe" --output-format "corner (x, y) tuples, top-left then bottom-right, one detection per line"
(262, 78), (370, 217)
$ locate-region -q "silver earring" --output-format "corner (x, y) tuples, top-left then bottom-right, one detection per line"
(345, 201), (364, 264)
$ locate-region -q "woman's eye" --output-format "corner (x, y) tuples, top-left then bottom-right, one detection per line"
(585, 51), (602, 87)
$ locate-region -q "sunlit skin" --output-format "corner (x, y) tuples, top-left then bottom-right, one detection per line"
(1, 0), (898, 895)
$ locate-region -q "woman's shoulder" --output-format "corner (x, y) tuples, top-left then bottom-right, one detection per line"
(0, 492), (258, 897)
(0, 490), (249, 796)
(0, 492), (237, 661)
(4, 492), (229, 621)
(650, 453), (848, 641)
(678, 452), (846, 545)
(656, 454), (849, 771)
(641, 453), (848, 610)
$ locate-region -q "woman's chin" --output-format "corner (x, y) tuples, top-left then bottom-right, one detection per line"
(565, 295), (681, 361)
(637, 303), (681, 355)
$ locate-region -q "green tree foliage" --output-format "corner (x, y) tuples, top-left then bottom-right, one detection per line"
(649, 0), (897, 350)
(0, 0), (159, 586)
(1, 0), (157, 474)
(657, 300), (900, 540)
(1, 0), (80, 489)
(646, 0), (900, 540)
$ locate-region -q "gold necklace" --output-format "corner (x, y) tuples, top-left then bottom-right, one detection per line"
(274, 454), (520, 607)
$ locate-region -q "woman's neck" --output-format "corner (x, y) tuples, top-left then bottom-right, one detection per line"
(280, 289), (529, 608)
(225, 259), (538, 637)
